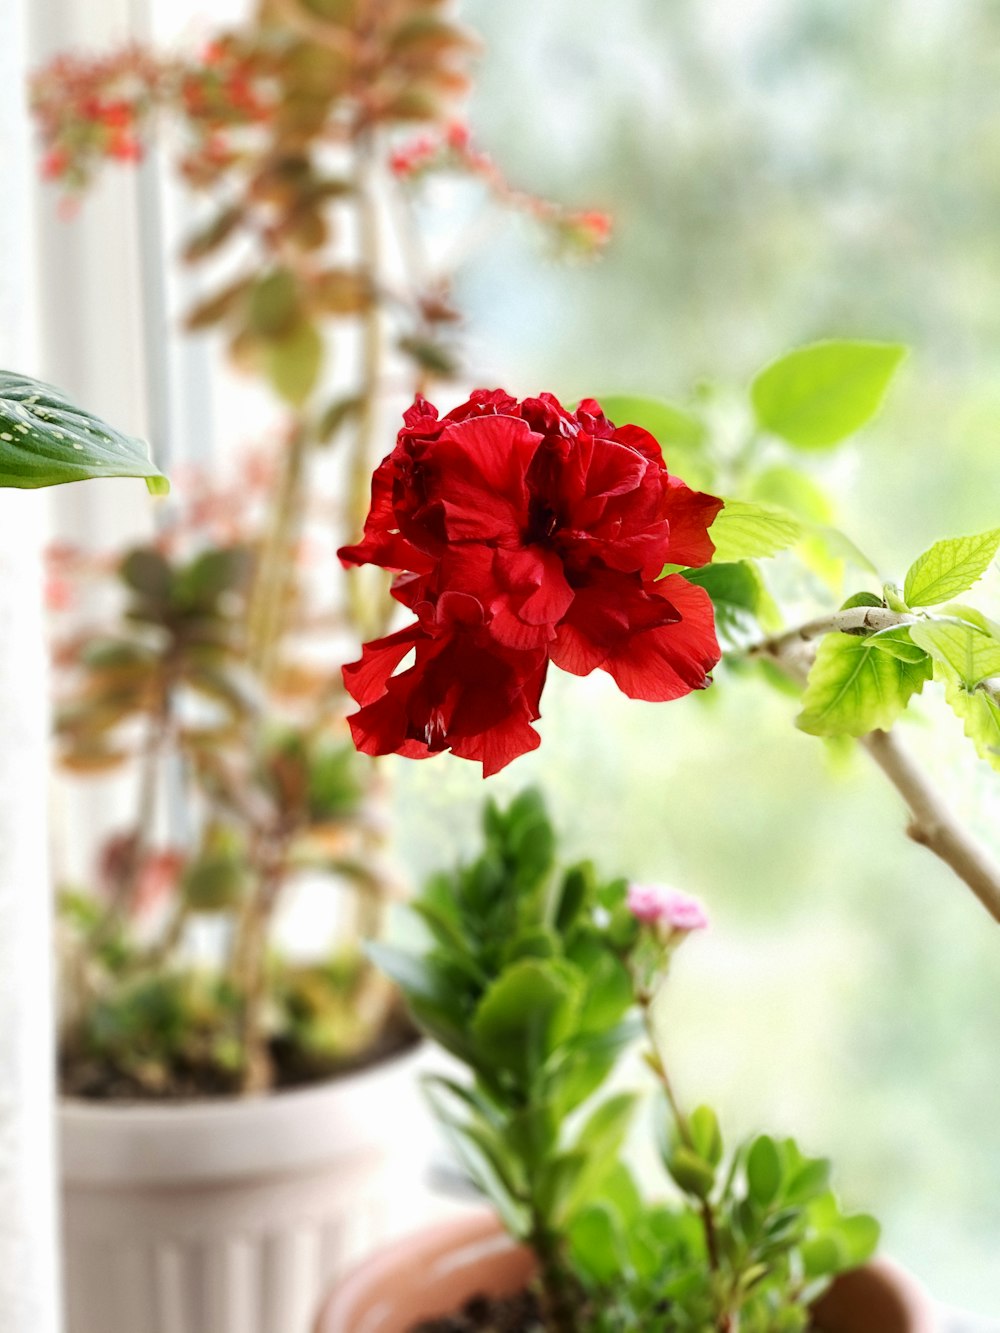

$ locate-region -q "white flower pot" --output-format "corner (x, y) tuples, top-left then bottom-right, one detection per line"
(60, 1043), (430, 1333)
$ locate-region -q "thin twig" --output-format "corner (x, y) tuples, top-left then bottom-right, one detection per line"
(750, 617), (1000, 925)
(862, 729), (1000, 924)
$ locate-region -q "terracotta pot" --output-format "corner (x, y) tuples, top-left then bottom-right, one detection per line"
(316, 1211), (939, 1333)
(61, 1042), (431, 1333)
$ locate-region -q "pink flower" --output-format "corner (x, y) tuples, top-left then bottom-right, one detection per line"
(627, 883), (708, 933)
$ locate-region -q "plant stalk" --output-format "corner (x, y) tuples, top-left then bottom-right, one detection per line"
(751, 619), (1000, 924)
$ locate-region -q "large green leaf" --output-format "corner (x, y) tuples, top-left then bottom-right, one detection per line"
(903, 529), (1000, 607)
(0, 372), (168, 493)
(709, 500), (801, 561)
(796, 632), (932, 737)
(751, 340), (906, 450)
(472, 959), (579, 1085)
(909, 620), (1000, 688)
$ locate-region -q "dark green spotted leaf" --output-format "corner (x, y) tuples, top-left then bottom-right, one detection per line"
(0, 372), (168, 493)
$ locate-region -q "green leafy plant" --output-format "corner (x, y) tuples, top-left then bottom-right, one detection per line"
(375, 792), (879, 1333)
(0, 371), (167, 492)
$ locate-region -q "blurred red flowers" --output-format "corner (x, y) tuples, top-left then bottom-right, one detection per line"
(340, 390), (723, 774)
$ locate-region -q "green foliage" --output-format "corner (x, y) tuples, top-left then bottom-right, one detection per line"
(750, 340), (906, 450)
(56, 542), (254, 770)
(903, 528), (1000, 607)
(0, 371), (168, 493)
(909, 619), (1000, 688)
(684, 561), (778, 648)
(373, 792), (881, 1331)
(709, 500), (802, 562)
(796, 632), (933, 738)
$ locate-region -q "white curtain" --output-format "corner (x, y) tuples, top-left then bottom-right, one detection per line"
(0, 0), (58, 1327)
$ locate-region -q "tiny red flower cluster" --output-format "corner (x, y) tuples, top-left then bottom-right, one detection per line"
(339, 391), (723, 775)
(389, 125), (613, 258)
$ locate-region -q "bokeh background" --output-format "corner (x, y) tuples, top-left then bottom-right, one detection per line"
(28, 0), (1000, 1316)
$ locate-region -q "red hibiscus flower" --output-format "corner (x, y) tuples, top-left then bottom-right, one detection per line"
(343, 591), (548, 777)
(340, 390), (723, 774)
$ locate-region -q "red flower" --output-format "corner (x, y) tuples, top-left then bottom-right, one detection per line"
(340, 390), (723, 773)
(41, 146), (71, 180)
(343, 592), (548, 777)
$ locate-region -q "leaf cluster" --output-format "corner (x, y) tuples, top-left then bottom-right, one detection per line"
(373, 792), (879, 1330)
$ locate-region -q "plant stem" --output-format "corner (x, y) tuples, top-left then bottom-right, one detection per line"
(751, 618), (1000, 925)
(346, 128), (392, 643)
(862, 729), (1000, 923)
(528, 1212), (580, 1333)
(638, 988), (724, 1287)
(230, 838), (287, 1094)
(246, 416), (310, 682)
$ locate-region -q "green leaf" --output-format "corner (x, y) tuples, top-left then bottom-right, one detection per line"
(556, 1093), (638, 1223)
(749, 465), (833, 523)
(567, 1203), (628, 1284)
(909, 620), (1000, 688)
(801, 1234), (844, 1278)
(0, 372), (168, 493)
(746, 1134), (782, 1207)
(689, 1105), (724, 1168)
(684, 560), (780, 643)
(903, 529), (1000, 607)
(597, 395), (706, 448)
(867, 626), (928, 665)
(785, 1156), (832, 1205)
(366, 941), (450, 1007)
(837, 1213), (881, 1266)
(575, 1092), (639, 1157)
(422, 1079), (527, 1236)
(796, 633), (933, 738)
(942, 675), (1000, 772)
(666, 1144), (716, 1200)
(751, 340), (907, 450)
(265, 323), (323, 406)
(709, 500), (802, 562)
(472, 959), (579, 1085)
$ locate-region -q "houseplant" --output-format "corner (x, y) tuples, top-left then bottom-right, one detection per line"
(318, 789), (936, 1331)
(31, 4), (611, 1329)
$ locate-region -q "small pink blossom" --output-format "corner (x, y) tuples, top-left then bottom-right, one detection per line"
(627, 883), (709, 933)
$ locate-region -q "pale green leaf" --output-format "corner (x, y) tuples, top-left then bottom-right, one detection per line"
(903, 529), (1000, 607)
(943, 675), (1000, 772)
(265, 323), (323, 406)
(909, 620), (1000, 688)
(0, 372), (168, 493)
(751, 340), (906, 449)
(796, 633), (932, 737)
(749, 464), (833, 523)
(867, 626), (928, 665)
(709, 500), (801, 561)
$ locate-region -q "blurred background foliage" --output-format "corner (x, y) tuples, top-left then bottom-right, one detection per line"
(392, 0), (1000, 1313)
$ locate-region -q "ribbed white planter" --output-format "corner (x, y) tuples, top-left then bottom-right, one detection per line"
(60, 1042), (430, 1333)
